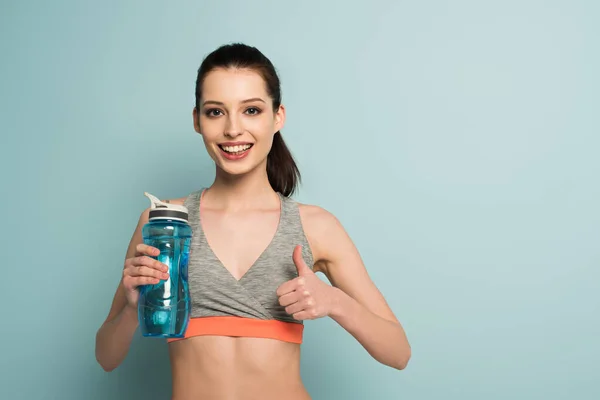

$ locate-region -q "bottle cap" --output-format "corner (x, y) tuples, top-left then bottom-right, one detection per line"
(144, 192), (189, 222)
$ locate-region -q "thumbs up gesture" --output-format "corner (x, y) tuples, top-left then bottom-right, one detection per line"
(276, 245), (337, 321)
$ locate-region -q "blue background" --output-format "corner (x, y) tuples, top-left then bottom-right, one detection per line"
(1, 1), (599, 399)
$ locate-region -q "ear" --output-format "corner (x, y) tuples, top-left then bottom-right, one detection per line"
(274, 104), (286, 133)
(192, 107), (202, 134)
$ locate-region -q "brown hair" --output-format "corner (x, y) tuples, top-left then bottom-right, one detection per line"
(195, 43), (300, 197)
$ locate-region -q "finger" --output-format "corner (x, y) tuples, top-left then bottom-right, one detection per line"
(276, 277), (304, 297)
(285, 301), (306, 316)
(293, 245), (312, 276)
(123, 275), (159, 290)
(278, 291), (302, 307)
(292, 311), (313, 321)
(131, 276), (161, 288)
(135, 243), (160, 257)
(131, 256), (168, 272)
(128, 265), (169, 280)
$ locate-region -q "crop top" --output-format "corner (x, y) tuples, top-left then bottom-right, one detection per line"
(166, 189), (314, 344)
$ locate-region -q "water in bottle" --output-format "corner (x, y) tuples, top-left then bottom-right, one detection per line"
(138, 192), (192, 338)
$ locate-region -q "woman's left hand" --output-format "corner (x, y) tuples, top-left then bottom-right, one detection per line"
(276, 245), (338, 320)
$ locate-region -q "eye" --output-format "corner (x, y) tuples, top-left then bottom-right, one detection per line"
(205, 108), (223, 117)
(245, 107), (261, 116)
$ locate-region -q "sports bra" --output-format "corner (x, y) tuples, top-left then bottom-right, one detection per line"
(166, 189), (314, 344)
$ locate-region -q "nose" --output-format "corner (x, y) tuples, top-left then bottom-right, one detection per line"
(224, 114), (243, 138)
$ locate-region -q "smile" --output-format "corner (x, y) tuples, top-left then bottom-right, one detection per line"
(220, 144), (252, 154)
(218, 143), (254, 160)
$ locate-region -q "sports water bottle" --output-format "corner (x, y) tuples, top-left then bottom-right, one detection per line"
(138, 192), (192, 338)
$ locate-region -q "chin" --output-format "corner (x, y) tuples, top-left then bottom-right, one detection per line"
(217, 161), (257, 176)
(212, 145), (267, 177)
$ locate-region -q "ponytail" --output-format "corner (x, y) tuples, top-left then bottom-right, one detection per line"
(267, 131), (300, 197)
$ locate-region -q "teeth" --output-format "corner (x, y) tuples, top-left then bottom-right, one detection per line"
(222, 144), (251, 153)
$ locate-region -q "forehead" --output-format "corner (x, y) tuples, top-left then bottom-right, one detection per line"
(202, 68), (268, 101)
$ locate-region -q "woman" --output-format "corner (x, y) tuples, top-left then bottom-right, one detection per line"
(95, 43), (411, 399)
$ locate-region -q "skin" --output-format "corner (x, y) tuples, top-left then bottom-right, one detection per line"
(95, 67), (411, 400)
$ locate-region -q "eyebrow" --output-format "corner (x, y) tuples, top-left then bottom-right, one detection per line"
(202, 98), (266, 107)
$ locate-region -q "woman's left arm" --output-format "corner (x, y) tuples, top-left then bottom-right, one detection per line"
(276, 205), (411, 370)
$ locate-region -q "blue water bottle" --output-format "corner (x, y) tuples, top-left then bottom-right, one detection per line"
(138, 192), (192, 338)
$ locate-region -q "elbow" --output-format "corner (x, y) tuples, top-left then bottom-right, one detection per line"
(95, 332), (118, 372)
(95, 350), (118, 372)
(96, 351), (119, 372)
(395, 355), (410, 370)
(98, 359), (117, 372)
(374, 343), (411, 370)
(100, 363), (116, 373)
(393, 345), (412, 371)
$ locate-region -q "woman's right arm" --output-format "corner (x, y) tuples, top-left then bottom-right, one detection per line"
(95, 208), (169, 372)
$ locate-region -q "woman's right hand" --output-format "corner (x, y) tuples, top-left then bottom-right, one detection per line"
(121, 244), (170, 309)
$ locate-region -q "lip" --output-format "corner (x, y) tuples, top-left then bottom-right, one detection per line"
(218, 142), (253, 161)
(219, 141), (253, 146)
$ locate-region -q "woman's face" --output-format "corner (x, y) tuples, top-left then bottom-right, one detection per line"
(193, 68), (285, 177)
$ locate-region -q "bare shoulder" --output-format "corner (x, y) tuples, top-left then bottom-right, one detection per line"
(298, 203), (341, 235)
(297, 202), (399, 324)
(297, 203), (348, 274)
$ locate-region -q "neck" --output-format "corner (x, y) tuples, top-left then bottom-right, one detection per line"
(205, 162), (277, 211)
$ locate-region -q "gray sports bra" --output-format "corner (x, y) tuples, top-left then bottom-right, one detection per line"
(167, 189), (314, 344)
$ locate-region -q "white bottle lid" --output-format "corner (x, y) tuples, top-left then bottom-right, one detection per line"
(144, 192), (189, 223)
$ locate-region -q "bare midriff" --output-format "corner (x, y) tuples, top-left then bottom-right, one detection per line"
(168, 336), (311, 400)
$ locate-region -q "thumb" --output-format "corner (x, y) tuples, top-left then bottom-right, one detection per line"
(293, 245), (311, 276)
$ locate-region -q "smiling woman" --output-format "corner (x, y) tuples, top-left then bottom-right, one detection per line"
(195, 68), (284, 176)
(193, 47), (300, 197)
(95, 43), (411, 400)
(201, 94), (263, 160)
(202, 96), (267, 157)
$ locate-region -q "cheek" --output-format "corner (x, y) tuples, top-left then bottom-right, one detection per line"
(249, 117), (276, 139)
(252, 130), (276, 154)
(199, 119), (224, 140)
